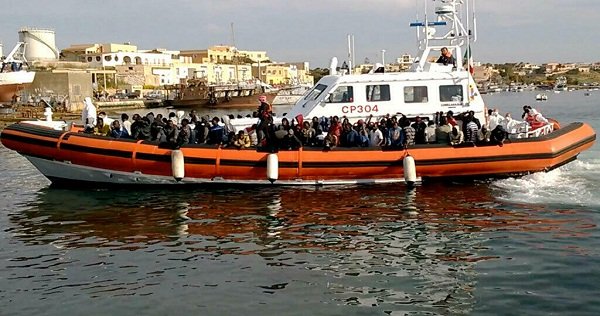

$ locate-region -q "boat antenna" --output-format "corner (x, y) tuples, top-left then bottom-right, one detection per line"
(472, 0), (477, 42)
(347, 34), (353, 75)
(230, 22), (236, 47)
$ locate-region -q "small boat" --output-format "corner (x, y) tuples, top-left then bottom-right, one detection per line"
(554, 76), (568, 92)
(0, 42), (35, 103)
(0, 0), (596, 187)
(165, 78), (275, 108)
(535, 93), (548, 101)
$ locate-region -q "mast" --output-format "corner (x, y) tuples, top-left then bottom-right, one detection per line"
(409, 0), (476, 72)
(231, 22), (239, 85)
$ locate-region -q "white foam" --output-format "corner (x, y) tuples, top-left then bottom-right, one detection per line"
(492, 161), (600, 207)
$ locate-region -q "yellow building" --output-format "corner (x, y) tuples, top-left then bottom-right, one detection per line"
(254, 62), (313, 86)
(61, 43), (138, 62)
(180, 45), (270, 64)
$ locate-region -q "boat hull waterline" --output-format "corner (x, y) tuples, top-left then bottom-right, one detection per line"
(0, 122), (595, 186)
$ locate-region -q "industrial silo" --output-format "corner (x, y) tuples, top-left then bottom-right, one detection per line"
(18, 27), (59, 61)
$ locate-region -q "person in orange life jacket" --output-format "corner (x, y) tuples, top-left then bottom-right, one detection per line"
(522, 105), (548, 130)
(436, 47), (456, 67)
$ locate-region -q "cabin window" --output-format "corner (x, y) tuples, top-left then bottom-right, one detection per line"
(366, 85), (390, 102)
(404, 86), (428, 103)
(304, 83), (327, 101)
(439, 85), (464, 102)
(327, 86), (353, 103)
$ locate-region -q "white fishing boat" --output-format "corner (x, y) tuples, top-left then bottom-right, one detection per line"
(554, 76), (568, 92)
(0, 42), (35, 103)
(535, 93), (548, 101)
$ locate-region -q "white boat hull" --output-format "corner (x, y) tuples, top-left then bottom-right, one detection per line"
(25, 155), (413, 186)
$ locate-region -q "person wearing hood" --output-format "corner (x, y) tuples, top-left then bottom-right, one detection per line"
(81, 97), (97, 132)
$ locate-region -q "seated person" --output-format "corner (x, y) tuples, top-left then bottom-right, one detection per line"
(233, 130), (251, 149)
(449, 125), (464, 145)
(109, 120), (129, 139)
(281, 129), (302, 150)
(94, 117), (111, 136)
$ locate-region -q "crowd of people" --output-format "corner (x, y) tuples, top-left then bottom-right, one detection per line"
(80, 96), (550, 151)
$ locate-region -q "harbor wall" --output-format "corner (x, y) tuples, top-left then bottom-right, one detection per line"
(29, 72), (93, 112)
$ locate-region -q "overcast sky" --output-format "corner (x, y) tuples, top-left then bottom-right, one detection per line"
(1, 0), (598, 67)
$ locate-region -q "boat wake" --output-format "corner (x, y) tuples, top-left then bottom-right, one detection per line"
(491, 159), (600, 208)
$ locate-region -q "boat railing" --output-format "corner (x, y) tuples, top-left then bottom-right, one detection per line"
(513, 123), (554, 139)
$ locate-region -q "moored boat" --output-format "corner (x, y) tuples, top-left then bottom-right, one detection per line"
(0, 42), (35, 103)
(0, 0), (596, 187)
(166, 78), (275, 108)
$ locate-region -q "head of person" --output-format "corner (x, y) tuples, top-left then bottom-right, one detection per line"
(96, 117), (104, 127)
(111, 120), (121, 130)
(98, 111), (107, 119)
(121, 113), (129, 121)
(258, 95), (267, 103)
(441, 47), (450, 56)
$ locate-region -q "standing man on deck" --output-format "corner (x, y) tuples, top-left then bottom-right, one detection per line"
(436, 47), (456, 67)
(256, 95), (273, 146)
(81, 97), (97, 133)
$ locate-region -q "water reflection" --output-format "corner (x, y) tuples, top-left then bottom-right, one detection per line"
(4, 182), (597, 314)
(9, 184), (595, 253)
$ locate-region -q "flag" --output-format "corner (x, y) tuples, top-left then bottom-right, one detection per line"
(464, 45), (474, 75)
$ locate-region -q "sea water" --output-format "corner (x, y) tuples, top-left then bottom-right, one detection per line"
(0, 90), (598, 315)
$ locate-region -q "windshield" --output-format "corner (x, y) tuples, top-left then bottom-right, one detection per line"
(304, 84), (327, 101)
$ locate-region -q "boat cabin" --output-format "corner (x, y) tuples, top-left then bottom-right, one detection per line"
(285, 69), (485, 124)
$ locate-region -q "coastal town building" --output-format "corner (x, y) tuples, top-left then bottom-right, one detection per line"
(180, 45), (269, 64)
(60, 43), (313, 90)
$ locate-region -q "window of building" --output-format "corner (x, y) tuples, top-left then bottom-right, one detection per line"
(366, 84), (390, 101)
(123, 56), (131, 64)
(439, 85), (464, 102)
(87, 56), (93, 62)
(404, 86), (428, 103)
(104, 55), (112, 61)
(95, 56), (101, 62)
(115, 56), (119, 62)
